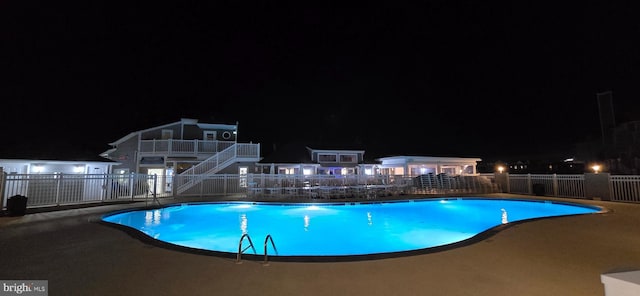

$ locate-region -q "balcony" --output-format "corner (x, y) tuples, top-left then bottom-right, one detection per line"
(138, 139), (237, 158)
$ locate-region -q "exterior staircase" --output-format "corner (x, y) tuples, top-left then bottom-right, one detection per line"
(176, 143), (260, 194)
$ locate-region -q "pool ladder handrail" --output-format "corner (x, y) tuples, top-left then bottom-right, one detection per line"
(236, 233), (256, 264)
(236, 233), (278, 265)
(263, 234), (278, 265)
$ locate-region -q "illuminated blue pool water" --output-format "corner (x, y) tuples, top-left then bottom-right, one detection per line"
(101, 198), (601, 258)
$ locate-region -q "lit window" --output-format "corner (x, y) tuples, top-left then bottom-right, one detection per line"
(33, 165), (44, 173)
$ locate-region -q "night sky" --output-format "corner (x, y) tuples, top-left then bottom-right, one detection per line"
(1, 2), (639, 162)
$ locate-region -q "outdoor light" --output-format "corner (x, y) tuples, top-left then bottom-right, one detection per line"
(592, 164), (601, 174)
(497, 166), (505, 174)
(33, 165), (43, 173)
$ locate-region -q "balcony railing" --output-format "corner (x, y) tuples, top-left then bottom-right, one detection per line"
(139, 139), (236, 156)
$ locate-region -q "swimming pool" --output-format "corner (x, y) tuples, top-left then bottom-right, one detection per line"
(101, 198), (602, 261)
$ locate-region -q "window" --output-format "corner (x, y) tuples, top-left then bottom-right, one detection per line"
(318, 154), (337, 162)
(204, 131), (216, 141)
(339, 154), (356, 163)
(161, 129), (173, 140)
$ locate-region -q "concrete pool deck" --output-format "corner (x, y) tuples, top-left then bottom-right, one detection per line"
(1, 193), (639, 296)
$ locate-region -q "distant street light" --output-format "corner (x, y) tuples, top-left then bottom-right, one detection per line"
(591, 164), (601, 174)
(497, 166), (505, 174)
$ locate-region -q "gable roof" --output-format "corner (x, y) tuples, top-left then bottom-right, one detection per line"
(258, 142), (312, 164)
(258, 141), (370, 164)
(107, 118), (237, 146)
(0, 143), (119, 162)
(107, 119), (184, 146)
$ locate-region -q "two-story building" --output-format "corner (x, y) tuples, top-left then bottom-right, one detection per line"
(99, 118), (262, 194)
(255, 142), (481, 177)
(2, 118), (484, 203)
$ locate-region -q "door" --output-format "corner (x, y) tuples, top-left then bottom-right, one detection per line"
(239, 167), (248, 188)
(147, 168), (165, 195)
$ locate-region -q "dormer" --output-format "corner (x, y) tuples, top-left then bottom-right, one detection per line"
(307, 147), (365, 166)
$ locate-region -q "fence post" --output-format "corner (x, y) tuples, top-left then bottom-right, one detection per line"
(199, 176), (204, 197)
(101, 173), (107, 202)
(152, 174), (157, 202)
(56, 174), (62, 206)
(527, 174), (532, 195)
(0, 169), (5, 209)
(552, 173), (559, 196)
(129, 173), (135, 200)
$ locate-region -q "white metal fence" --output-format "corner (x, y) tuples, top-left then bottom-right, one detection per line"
(243, 174), (411, 199)
(178, 173), (501, 199)
(1, 173), (160, 209)
(504, 174), (640, 202)
(610, 175), (640, 203)
(3, 172), (640, 211)
(414, 173), (499, 194)
(507, 174), (586, 199)
(1, 172), (501, 210)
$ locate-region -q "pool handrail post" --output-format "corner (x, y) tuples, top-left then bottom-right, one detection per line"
(263, 234), (278, 266)
(236, 233), (256, 264)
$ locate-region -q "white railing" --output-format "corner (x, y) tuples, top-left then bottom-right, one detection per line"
(505, 173), (640, 202)
(175, 143), (260, 194)
(172, 174), (248, 197)
(556, 175), (586, 198)
(139, 139), (236, 156)
(507, 174), (587, 198)
(4, 172), (640, 211)
(413, 173), (498, 194)
(1, 173), (161, 208)
(241, 174), (414, 199)
(610, 175), (640, 203)
(507, 174), (532, 195)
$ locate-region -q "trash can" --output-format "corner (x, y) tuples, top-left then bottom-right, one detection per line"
(532, 184), (545, 196)
(7, 195), (28, 216)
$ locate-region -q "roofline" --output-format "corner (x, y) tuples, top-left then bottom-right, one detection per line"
(376, 156), (483, 162)
(108, 119), (238, 146)
(306, 147), (366, 154)
(196, 123), (237, 130)
(0, 159), (120, 165)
